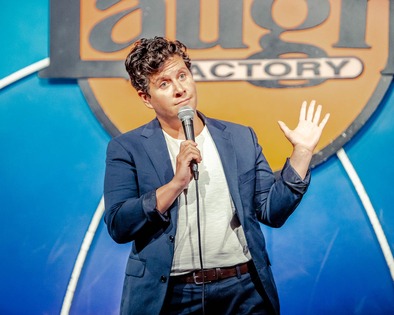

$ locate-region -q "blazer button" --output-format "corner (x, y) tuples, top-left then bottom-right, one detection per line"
(169, 235), (175, 242)
(160, 275), (167, 283)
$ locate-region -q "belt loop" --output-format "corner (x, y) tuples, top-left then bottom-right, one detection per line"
(216, 267), (221, 280)
(236, 265), (241, 278)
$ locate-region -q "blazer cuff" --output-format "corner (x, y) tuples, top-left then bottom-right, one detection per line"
(281, 158), (311, 194)
(142, 190), (170, 223)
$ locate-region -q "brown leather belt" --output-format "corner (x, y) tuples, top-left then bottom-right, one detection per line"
(172, 262), (249, 285)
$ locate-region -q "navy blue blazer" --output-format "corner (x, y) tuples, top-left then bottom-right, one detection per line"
(104, 112), (310, 315)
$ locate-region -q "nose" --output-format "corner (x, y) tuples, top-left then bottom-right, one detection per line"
(174, 80), (185, 97)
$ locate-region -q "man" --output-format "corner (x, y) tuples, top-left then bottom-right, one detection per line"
(104, 37), (329, 314)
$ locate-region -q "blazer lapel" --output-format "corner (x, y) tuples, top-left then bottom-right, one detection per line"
(140, 118), (174, 186)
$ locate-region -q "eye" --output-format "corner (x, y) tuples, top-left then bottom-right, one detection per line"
(179, 72), (187, 80)
(159, 81), (168, 89)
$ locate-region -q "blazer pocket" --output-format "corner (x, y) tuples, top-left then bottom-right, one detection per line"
(125, 258), (145, 278)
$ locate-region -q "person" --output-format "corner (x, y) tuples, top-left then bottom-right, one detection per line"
(103, 36), (330, 315)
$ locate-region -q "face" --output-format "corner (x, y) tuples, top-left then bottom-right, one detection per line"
(138, 55), (197, 127)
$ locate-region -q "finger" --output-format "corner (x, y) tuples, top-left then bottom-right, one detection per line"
(179, 141), (199, 154)
(180, 140), (197, 147)
(318, 113), (330, 129)
(299, 100), (307, 121)
(313, 104), (322, 124)
(306, 100), (316, 121)
(185, 146), (202, 162)
(179, 141), (201, 158)
(278, 120), (290, 136)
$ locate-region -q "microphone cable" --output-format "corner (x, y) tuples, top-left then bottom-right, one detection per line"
(177, 106), (205, 313)
(194, 176), (206, 315)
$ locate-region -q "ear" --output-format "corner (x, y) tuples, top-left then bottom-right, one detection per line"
(138, 91), (153, 109)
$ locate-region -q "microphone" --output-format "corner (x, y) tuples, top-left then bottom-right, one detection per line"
(178, 106), (199, 180)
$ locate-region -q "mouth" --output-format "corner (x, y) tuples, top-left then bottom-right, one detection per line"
(176, 98), (191, 106)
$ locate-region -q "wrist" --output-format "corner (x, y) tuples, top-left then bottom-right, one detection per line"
(155, 180), (185, 214)
(293, 144), (314, 157)
(289, 146), (313, 180)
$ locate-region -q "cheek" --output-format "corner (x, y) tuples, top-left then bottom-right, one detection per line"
(190, 83), (197, 98)
(151, 94), (173, 109)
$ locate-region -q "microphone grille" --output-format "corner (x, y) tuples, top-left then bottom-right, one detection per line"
(177, 106), (195, 122)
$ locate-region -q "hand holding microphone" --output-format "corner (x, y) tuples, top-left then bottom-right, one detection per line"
(178, 106), (199, 180)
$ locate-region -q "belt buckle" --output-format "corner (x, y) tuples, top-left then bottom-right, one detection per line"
(193, 271), (211, 285)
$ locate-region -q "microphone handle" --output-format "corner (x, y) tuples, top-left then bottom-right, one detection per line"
(182, 119), (199, 180)
(182, 119), (195, 141)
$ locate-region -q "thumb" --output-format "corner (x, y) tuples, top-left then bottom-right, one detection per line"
(277, 120), (290, 136)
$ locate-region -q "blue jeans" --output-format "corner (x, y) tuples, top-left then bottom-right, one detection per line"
(161, 268), (274, 315)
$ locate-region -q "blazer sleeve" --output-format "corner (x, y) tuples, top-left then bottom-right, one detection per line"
(103, 138), (169, 244)
(251, 127), (311, 228)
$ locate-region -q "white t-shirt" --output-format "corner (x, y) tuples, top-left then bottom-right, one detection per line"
(162, 126), (251, 275)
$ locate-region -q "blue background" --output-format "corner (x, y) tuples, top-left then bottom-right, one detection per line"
(1, 1), (393, 314)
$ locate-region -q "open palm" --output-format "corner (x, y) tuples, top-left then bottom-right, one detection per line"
(278, 100), (330, 153)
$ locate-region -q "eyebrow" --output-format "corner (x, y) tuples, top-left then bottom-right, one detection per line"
(152, 67), (189, 85)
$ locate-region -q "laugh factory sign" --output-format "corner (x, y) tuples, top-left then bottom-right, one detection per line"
(40, 0), (394, 171)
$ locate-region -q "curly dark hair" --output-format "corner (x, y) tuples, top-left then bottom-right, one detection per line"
(125, 37), (192, 95)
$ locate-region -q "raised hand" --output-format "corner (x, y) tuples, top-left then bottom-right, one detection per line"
(278, 100), (330, 154)
(277, 100), (330, 179)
